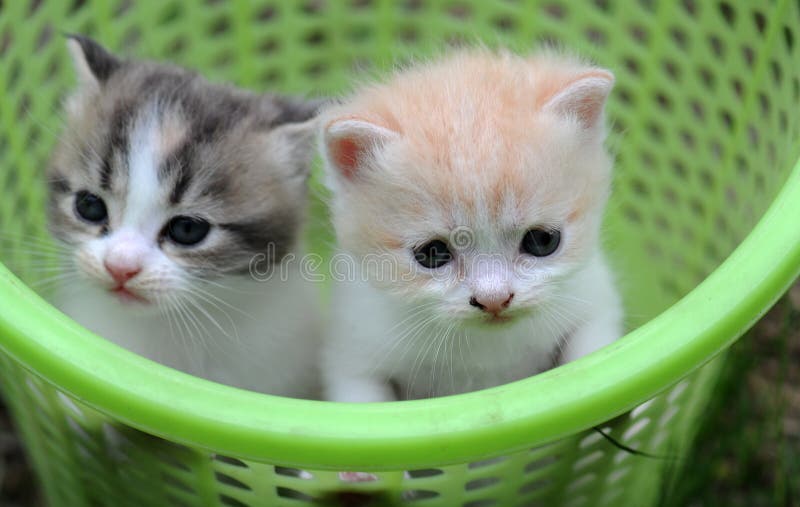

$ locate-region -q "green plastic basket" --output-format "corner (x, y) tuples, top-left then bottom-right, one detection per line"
(1, 1), (800, 505)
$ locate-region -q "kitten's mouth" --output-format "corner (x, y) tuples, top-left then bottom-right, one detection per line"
(110, 286), (149, 304)
(486, 314), (514, 325)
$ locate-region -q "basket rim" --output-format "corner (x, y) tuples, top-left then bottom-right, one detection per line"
(0, 159), (799, 469)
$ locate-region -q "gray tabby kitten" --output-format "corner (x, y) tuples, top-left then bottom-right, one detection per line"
(47, 35), (321, 397)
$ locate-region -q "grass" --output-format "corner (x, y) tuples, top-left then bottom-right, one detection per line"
(665, 282), (800, 506)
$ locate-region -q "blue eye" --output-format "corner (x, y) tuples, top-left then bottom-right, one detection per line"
(166, 216), (211, 246)
(414, 239), (453, 269)
(74, 190), (108, 224)
(521, 228), (561, 257)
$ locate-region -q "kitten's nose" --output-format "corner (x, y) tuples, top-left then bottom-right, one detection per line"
(469, 293), (514, 315)
(104, 260), (141, 285)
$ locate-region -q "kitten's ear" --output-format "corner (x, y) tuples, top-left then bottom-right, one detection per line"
(271, 96), (328, 125)
(270, 117), (320, 176)
(323, 118), (399, 180)
(541, 70), (614, 130)
(66, 34), (121, 89)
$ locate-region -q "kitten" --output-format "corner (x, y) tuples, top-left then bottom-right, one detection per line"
(319, 49), (623, 402)
(46, 35), (321, 397)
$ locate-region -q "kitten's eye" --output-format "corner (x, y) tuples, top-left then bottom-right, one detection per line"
(521, 228), (561, 257)
(414, 239), (453, 269)
(166, 216), (211, 246)
(74, 191), (108, 224)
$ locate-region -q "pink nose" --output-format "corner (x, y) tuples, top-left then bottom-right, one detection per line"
(104, 260), (141, 285)
(470, 293), (514, 314)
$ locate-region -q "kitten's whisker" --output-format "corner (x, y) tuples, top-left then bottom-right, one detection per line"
(368, 308), (437, 373)
(185, 284), (255, 321)
(181, 287), (242, 340)
(407, 320), (442, 399)
(182, 291), (239, 344)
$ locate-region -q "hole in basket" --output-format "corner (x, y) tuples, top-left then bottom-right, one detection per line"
(215, 472), (251, 491)
(690, 100), (705, 120)
(208, 16), (230, 36)
(213, 455), (248, 468)
(275, 466), (313, 479)
(753, 11), (766, 33)
(163, 473), (195, 494)
(402, 0), (423, 11)
(585, 27), (606, 46)
(742, 46), (756, 69)
(519, 479), (553, 494)
(594, 0), (611, 11)
(543, 4), (566, 18)
(156, 451), (191, 472)
(158, 3), (183, 25)
(352, 0), (373, 8)
(622, 417), (651, 441)
(607, 467), (630, 485)
(617, 87), (634, 105)
(679, 129), (696, 150)
(406, 468), (443, 479)
(662, 60), (680, 80)
(784, 26), (794, 51)
(747, 124), (760, 149)
(446, 2), (471, 18)
(623, 57), (640, 76)
(304, 61), (328, 77)
(466, 477), (500, 491)
(402, 490), (439, 501)
(661, 186), (678, 204)
(580, 431), (604, 449)
(259, 38), (279, 53)
(469, 456), (507, 469)
(399, 26), (419, 43)
(697, 66), (715, 89)
(629, 25), (648, 44)
(260, 69), (282, 85)
(304, 29), (326, 46)
(681, 0), (696, 15)
(566, 473), (597, 492)
(622, 205), (642, 224)
(718, 2), (735, 25)
(670, 27), (687, 49)
(668, 380), (690, 402)
(731, 78), (744, 99)
(630, 399), (655, 419)
(302, 0), (326, 14)
(277, 487), (315, 502)
(219, 494), (249, 507)
(708, 35), (724, 57)
(493, 16), (517, 32)
(165, 37), (187, 57)
(525, 454), (559, 473)
(770, 60), (782, 84)
(630, 178), (649, 196)
(464, 500), (497, 507)
(257, 5), (277, 20)
(573, 450), (604, 471)
(758, 92), (771, 118)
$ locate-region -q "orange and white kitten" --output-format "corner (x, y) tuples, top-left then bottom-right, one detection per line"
(320, 50), (623, 402)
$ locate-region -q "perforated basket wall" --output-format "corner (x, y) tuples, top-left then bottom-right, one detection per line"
(1, 1), (800, 506)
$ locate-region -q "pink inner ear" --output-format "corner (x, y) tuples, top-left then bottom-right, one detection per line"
(331, 137), (361, 180)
